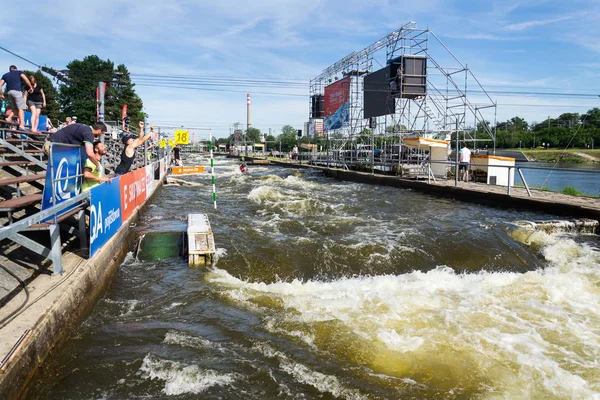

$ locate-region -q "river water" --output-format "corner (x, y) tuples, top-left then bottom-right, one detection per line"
(516, 162), (600, 196)
(32, 157), (600, 399)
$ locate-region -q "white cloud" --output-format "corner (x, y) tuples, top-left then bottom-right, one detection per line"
(505, 15), (574, 31)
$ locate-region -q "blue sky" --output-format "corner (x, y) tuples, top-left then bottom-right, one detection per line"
(1, 0), (599, 138)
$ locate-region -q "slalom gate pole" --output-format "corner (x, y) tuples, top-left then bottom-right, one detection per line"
(209, 131), (217, 209)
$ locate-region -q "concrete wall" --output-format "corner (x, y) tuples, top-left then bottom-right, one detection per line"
(0, 175), (165, 400)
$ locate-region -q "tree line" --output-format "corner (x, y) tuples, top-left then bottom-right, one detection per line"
(219, 108), (600, 153)
(219, 125), (306, 153)
(478, 108), (600, 149)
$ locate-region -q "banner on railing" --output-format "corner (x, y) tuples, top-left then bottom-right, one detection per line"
(24, 110), (47, 131)
(160, 160), (166, 178)
(42, 143), (84, 213)
(89, 176), (122, 257)
(134, 168), (147, 207)
(119, 171), (137, 221)
(145, 162), (155, 194)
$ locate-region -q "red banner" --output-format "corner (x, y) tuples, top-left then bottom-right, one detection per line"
(324, 77), (350, 117)
(119, 172), (137, 221)
(134, 168), (147, 207)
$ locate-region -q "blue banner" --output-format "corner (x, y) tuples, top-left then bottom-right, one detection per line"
(324, 102), (350, 131)
(89, 176), (122, 257)
(42, 144), (84, 213)
(24, 111), (47, 131)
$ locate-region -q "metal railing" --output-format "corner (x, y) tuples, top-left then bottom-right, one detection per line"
(291, 151), (600, 198)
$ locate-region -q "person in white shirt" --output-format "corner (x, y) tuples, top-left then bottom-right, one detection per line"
(459, 143), (471, 182)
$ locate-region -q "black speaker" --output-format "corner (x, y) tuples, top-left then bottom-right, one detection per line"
(297, 130), (302, 137)
(369, 117), (377, 129)
(311, 95), (324, 118)
(388, 55), (427, 99)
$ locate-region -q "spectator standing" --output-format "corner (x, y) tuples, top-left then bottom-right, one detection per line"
(23, 75), (46, 132)
(115, 121), (153, 175)
(48, 121), (107, 168)
(0, 65), (33, 131)
(459, 143), (471, 182)
(172, 144), (182, 166)
(61, 117), (72, 128)
(82, 141), (110, 192)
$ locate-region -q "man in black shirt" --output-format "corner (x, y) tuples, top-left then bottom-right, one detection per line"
(172, 145), (182, 166)
(49, 121), (107, 168)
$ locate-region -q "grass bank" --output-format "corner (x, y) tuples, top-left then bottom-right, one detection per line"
(519, 149), (600, 163)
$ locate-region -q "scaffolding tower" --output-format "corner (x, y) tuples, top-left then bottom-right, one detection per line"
(309, 22), (497, 157)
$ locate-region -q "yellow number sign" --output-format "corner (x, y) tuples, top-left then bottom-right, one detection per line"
(174, 129), (189, 144)
(159, 139), (167, 148)
(168, 139), (175, 147)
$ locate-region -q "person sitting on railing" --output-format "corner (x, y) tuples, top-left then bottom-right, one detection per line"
(46, 121), (108, 169)
(45, 118), (57, 133)
(82, 141), (110, 192)
(115, 121), (154, 175)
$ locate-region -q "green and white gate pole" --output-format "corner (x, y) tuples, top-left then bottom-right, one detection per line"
(209, 130), (217, 210)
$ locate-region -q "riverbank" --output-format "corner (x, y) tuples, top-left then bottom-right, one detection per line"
(520, 149), (600, 163)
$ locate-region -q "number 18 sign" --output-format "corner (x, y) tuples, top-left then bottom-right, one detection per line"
(174, 129), (189, 144)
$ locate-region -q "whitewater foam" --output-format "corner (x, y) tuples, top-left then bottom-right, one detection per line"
(206, 232), (600, 398)
(139, 354), (239, 395)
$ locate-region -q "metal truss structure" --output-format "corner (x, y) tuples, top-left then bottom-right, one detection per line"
(309, 22), (497, 155)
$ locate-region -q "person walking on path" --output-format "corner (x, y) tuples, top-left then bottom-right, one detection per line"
(23, 75), (46, 132)
(82, 141), (110, 191)
(48, 121), (107, 168)
(115, 121), (154, 175)
(0, 65), (33, 131)
(459, 143), (472, 182)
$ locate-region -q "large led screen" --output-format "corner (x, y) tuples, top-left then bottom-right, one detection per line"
(363, 68), (395, 119)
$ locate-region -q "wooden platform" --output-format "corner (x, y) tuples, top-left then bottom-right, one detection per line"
(0, 193), (43, 212)
(0, 174), (45, 187)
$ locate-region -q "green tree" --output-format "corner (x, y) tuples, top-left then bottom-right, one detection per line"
(509, 116), (528, 131)
(23, 70), (61, 123)
(105, 64), (143, 126)
(58, 55), (143, 125)
(281, 125), (297, 137)
(246, 127), (261, 143)
(277, 126), (298, 152)
(385, 123), (407, 133)
(59, 55), (114, 124)
(583, 108), (600, 128)
(476, 120), (491, 134)
(357, 128), (371, 144)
